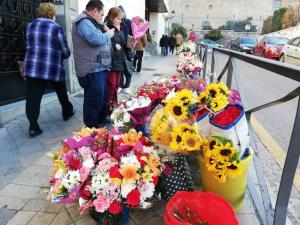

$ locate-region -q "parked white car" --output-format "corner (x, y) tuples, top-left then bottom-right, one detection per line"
(280, 37), (300, 66)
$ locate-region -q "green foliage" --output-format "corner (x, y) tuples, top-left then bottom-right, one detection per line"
(271, 7), (288, 32)
(204, 29), (223, 41)
(171, 23), (187, 39)
(262, 16), (273, 34)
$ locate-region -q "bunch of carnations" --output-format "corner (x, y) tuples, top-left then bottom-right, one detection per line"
(78, 153), (124, 224)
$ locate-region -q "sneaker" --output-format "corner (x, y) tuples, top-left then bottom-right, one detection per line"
(124, 88), (131, 94)
(118, 88), (123, 93)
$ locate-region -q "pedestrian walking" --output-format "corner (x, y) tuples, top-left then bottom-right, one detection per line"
(72, 0), (114, 128)
(24, 2), (74, 137)
(168, 33), (176, 54)
(162, 34), (169, 56)
(104, 7), (127, 116)
(159, 35), (164, 55)
(118, 5), (133, 94)
(133, 34), (148, 73)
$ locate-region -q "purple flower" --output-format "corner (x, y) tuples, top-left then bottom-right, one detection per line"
(228, 89), (242, 105)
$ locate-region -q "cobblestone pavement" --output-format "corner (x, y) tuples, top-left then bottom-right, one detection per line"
(0, 54), (297, 225)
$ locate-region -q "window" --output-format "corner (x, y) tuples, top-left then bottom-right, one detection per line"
(291, 38), (300, 46)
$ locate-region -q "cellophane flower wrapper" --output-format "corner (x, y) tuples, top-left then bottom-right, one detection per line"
(131, 16), (150, 47)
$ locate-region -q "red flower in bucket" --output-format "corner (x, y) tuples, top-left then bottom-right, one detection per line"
(126, 189), (141, 207)
(211, 105), (242, 127)
(108, 200), (123, 215)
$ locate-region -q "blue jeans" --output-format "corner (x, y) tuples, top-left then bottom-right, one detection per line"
(163, 46), (169, 56)
(78, 71), (107, 128)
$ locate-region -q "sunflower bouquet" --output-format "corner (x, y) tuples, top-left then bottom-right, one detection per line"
(197, 82), (231, 113)
(201, 136), (242, 183)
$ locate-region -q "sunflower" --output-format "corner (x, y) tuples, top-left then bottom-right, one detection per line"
(216, 82), (231, 96)
(209, 93), (229, 112)
(197, 92), (207, 105)
(166, 98), (188, 121)
(203, 137), (221, 158)
(182, 131), (203, 152)
(169, 128), (184, 152)
(119, 164), (140, 185)
(177, 123), (197, 134)
(213, 169), (227, 183)
(175, 89), (193, 105)
(213, 142), (237, 162)
(226, 161), (242, 178)
(205, 83), (221, 98)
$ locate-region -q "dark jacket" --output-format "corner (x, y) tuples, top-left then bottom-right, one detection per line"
(105, 19), (126, 72)
(162, 36), (169, 47)
(168, 36), (176, 47)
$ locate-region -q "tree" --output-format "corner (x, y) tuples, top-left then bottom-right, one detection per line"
(282, 6), (300, 29)
(204, 29), (223, 41)
(271, 7), (288, 32)
(171, 23), (188, 39)
(262, 16), (273, 34)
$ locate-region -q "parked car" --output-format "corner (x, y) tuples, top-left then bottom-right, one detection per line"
(253, 36), (289, 59)
(280, 37), (300, 66)
(200, 39), (224, 48)
(229, 37), (257, 54)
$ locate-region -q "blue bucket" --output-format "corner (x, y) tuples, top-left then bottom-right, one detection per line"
(96, 207), (129, 225)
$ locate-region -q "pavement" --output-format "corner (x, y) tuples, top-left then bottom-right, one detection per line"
(0, 53), (291, 225)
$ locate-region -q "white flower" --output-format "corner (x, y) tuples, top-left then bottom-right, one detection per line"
(140, 200), (152, 209)
(121, 182), (136, 198)
(79, 197), (87, 206)
(54, 168), (64, 179)
(83, 158), (94, 169)
(90, 173), (110, 194)
(62, 170), (80, 189)
(139, 182), (155, 200)
(123, 111), (131, 123)
(120, 152), (141, 168)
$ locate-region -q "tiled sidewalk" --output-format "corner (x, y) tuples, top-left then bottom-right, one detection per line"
(0, 55), (261, 225)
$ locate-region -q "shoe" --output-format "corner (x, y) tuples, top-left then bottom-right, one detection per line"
(124, 88), (131, 94)
(118, 88), (123, 93)
(63, 110), (76, 121)
(29, 128), (43, 137)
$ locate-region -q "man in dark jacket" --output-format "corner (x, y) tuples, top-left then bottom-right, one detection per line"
(168, 33), (176, 55)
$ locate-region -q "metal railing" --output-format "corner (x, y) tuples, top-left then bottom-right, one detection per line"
(198, 45), (300, 225)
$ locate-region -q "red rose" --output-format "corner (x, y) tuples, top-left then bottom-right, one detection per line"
(108, 200), (123, 215)
(109, 166), (123, 179)
(69, 157), (82, 170)
(152, 176), (159, 185)
(79, 181), (92, 200)
(126, 189), (141, 207)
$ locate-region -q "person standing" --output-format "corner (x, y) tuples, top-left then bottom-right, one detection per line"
(24, 3), (74, 137)
(104, 7), (127, 116)
(168, 33), (176, 55)
(133, 34), (148, 73)
(162, 34), (169, 56)
(118, 5), (133, 94)
(175, 32), (183, 47)
(72, 0), (114, 128)
(159, 35), (164, 55)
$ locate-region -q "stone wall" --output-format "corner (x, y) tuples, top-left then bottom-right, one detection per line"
(168, 0), (274, 31)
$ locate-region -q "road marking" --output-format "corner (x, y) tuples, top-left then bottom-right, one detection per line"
(250, 116), (300, 192)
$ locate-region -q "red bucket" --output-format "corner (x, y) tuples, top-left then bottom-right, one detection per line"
(164, 191), (238, 225)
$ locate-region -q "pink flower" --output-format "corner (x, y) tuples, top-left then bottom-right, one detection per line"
(93, 193), (111, 213)
(78, 146), (93, 161)
(228, 89), (242, 105)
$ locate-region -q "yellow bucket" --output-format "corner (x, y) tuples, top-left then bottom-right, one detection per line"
(198, 148), (253, 211)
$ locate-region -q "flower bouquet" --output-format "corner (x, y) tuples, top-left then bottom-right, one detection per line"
(78, 153), (126, 225)
(131, 16), (149, 48)
(176, 52), (203, 79)
(48, 127), (110, 203)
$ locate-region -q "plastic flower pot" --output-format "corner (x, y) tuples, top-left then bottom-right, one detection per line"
(198, 148), (253, 211)
(164, 191), (238, 225)
(209, 104), (250, 158)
